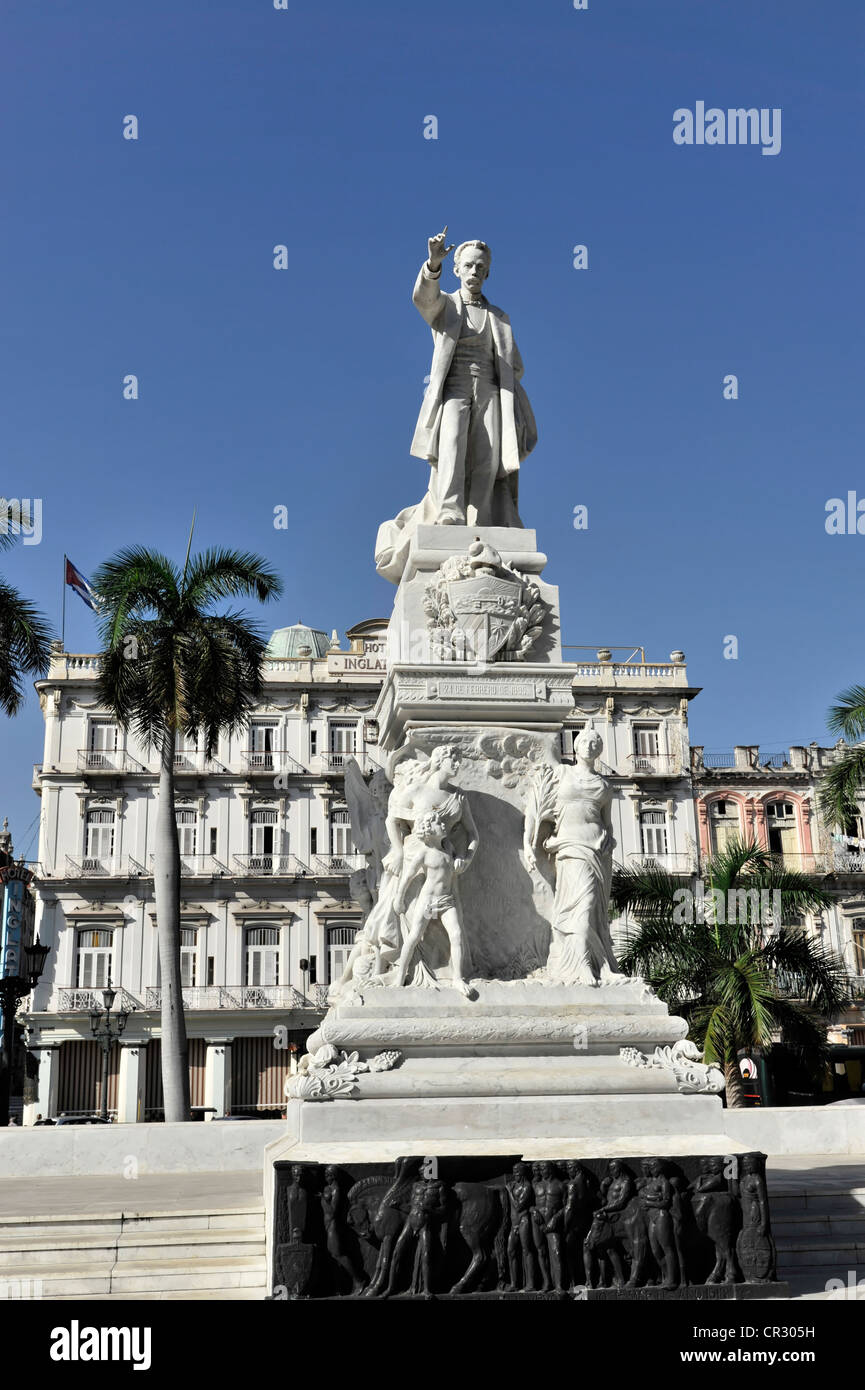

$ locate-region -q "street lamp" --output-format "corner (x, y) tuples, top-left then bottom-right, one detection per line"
(0, 940), (51, 1128)
(89, 979), (129, 1122)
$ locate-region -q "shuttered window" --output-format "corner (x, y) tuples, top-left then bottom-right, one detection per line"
(76, 929), (114, 988)
(245, 927), (279, 986)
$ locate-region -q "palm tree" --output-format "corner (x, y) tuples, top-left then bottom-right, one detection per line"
(818, 685), (865, 831)
(611, 840), (850, 1108)
(0, 501), (52, 716)
(92, 545), (282, 1122)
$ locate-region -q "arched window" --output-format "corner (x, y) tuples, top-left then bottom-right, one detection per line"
(245, 926), (279, 987)
(765, 801), (798, 859)
(329, 808), (354, 857)
(328, 925), (358, 983)
(640, 807), (667, 859)
(709, 799), (741, 854)
(176, 807), (197, 857)
(249, 807), (279, 866)
(84, 807), (115, 866)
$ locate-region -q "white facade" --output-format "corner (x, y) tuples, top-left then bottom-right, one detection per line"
(23, 626), (700, 1122)
(25, 619), (388, 1123)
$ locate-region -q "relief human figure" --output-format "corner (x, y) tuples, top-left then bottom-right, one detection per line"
(321, 1165), (367, 1295)
(532, 1160), (566, 1293)
(392, 811), (476, 998)
(629, 1158), (679, 1290)
(385, 1177), (449, 1299)
(525, 729), (626, 985)
(563, 1160), (596, 1289)
(284, 1162), (308, 1242)
(375, 228), (538, 583)
(504, 1162), (547, 1292)
(736, 1153), (777, 1283)
(691, 1156), (741, 1285)
(583, 1160), (635, 1289)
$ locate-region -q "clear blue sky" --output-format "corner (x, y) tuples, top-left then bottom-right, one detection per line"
(2, 0), (863, 857)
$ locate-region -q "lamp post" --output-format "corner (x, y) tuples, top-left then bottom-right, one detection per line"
(0, 940), (50, 1128)
(89, 980), (129, 1122)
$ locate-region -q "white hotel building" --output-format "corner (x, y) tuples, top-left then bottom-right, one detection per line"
(24, 628), (700, 1123)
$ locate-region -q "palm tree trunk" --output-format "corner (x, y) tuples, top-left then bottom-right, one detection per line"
(154, 727), (190, 1122)
(724, 1054), (747, 1110)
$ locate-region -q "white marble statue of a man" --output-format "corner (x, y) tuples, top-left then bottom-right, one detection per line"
(375, 228), (538, 583)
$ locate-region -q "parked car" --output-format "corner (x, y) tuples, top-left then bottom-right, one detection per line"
(54, 1115), (112, 1125)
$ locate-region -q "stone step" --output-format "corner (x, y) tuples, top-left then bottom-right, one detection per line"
(3, 1255), (267, 1297)
(773, 1214), (865, 1241)
(0, 1229), (265, 1268)
(48, 1287), (268, 1301)
(781, 1266), (865, 1299)
(777, 1242), (865, 1267)
(768, 1189), (865, 1210)
(0, 1207), (264, 1242)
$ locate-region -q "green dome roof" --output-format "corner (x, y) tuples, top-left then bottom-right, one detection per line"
(266, 622), (331, 659)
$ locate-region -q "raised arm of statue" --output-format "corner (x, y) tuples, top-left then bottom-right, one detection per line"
(412, 226), (454, 326)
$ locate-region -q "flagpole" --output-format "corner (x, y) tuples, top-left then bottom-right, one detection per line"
(61, 553), (67, 651)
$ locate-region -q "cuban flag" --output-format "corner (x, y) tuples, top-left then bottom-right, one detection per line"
(65, 557), (97, 611)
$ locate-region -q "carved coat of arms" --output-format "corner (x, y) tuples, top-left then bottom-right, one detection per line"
(424, 540), (547, 663)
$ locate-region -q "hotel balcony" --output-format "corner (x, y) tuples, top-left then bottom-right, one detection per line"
(619, 851), (698, 875)
(624, 753), (681, 778)
(63, 856), (150, 879)
(76, 749), (148, 775)
(239, 750), (307, 776)
(173, 751), (228, 775)
(44, 985), (324, 1013)
(49, 987), (145, 1013)
(143, 985), (315, 1011)
(232, 853), (311, 877)
(147, 854), (229, 877)
(311, 853), (367, 876)
(318, 752), (382, 776)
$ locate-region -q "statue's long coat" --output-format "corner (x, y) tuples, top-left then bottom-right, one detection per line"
(410, 263), (537, 474)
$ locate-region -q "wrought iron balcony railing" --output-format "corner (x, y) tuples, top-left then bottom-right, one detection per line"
(65, 855), (120, 878)
(77, 749), (148, 774)
(833, 849), (865, 875)
(312, 853), (367, 876)
(619, 851), (697, 875)
(51, 987), (143, 1013)
(232, 853), (311, 877)
(239, 751), (307, 775)
(625, 753), (681, 776)
(144, 985), (314, 1011)
(148, 854), (229, 877)
(173, 751), (228, 774)
(318, 752), (382, 775)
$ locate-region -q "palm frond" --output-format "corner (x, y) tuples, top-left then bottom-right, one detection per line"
(181, 549), (283, 606)
(0, 582), (54, 714)
(827, 685), (865, 741)
(819, 747), (865, 830)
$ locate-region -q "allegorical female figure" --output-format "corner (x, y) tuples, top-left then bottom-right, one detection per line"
(525, 728), (626, 986)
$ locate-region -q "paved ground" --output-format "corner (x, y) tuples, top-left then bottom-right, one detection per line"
(0, 1154), (859, 1218)
(766, 1153), (865, 1191)
(0, 1170), (264, 1217)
